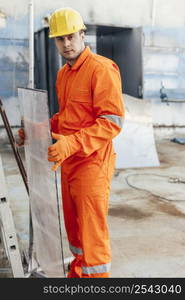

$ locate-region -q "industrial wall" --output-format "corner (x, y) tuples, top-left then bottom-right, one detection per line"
(0, 11), (29, 127)
(1, 0), (185, 29)
(143, 26), (185, 136)
(0, 0), (185, 137)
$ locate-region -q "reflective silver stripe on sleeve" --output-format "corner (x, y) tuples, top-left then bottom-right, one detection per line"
(69, 243), (83, 255)
(82, 262), (111, 275)
(99, 114), (124, 128)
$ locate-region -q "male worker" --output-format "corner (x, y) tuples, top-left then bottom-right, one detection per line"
(19, 7), (125, 278)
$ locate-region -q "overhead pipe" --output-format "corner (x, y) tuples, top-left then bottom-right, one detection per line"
(151, 0), (157, 27)
(28, 0), (34, 88)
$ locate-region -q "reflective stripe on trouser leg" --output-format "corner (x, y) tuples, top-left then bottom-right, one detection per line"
(82, 262), (111, 275)
(69, 243), (83, 255)
(99, 114), (124, 128)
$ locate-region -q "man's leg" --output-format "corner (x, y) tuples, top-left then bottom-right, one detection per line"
(69, 153), (115, 278)
(61, 172), (82, 277)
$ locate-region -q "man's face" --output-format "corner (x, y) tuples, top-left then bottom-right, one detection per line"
(55, 31), (85, 65)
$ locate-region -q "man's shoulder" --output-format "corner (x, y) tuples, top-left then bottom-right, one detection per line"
(58, 64), (68, 73)
(89, 52), (120, 72)
(56, 64), (68, 79)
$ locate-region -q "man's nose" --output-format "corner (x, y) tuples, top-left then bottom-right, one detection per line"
(63, 37), (71, 47)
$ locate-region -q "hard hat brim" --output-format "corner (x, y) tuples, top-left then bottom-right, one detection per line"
(49, 25), (86, 38)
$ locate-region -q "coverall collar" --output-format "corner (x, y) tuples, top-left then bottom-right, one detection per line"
(67, 46), (91, 71)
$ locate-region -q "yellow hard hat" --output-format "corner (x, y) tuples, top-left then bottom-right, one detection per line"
(49, 7), (86, 38)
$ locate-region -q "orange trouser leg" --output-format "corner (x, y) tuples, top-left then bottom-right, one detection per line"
(61, 172), (83, 278)
(62, 152), (114, 278)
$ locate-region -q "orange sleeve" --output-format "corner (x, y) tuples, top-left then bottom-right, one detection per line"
(50, 112), (60, 134)
(65, 62), (125, 157)
(50, 71), (63, 134)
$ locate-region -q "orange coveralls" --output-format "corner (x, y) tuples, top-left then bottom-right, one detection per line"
(50, 46), (125, 277)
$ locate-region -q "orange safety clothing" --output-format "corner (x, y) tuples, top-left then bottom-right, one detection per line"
(50, 46), (125, 277)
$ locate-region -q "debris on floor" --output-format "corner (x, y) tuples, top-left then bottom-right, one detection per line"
(170, 137), (185, 145)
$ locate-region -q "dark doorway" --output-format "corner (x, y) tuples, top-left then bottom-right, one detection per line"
(34, 27), (60, 117)
(96, 25), (143, 98)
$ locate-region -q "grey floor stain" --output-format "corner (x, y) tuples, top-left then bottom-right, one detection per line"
(109, 204), (153, 220)
(150, 198), (185, 218)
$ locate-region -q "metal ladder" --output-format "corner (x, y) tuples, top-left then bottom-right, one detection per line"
(0, 154), (25, 277)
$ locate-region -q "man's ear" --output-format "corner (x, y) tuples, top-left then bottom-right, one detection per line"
(80, 30), (85, 40)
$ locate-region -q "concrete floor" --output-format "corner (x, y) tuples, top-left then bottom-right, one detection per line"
(0, 138), (185, 277)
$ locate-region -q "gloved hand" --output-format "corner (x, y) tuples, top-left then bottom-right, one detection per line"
(48, 132), (80, 171)
(17, 128), (25, 146)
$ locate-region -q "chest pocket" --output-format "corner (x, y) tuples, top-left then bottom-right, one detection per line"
(70, 89), (91, 103)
